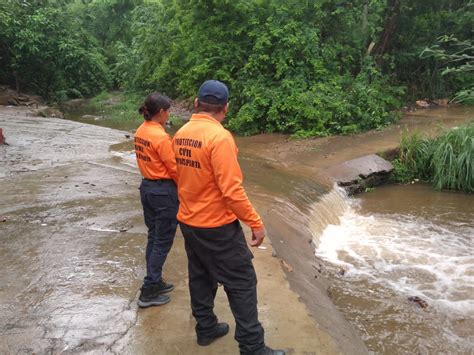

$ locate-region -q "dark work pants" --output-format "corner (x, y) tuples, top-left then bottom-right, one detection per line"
(180, 220), (265, 354)
(139, 179), (178, 288)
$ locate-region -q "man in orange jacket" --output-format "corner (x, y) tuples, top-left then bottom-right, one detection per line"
(173, 80), (285, 355)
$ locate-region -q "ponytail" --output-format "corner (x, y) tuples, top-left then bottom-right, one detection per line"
(138, 93), (171, 120)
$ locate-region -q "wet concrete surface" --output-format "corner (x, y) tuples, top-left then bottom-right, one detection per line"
(324, 154), (394, 194)
(0, 107), (345, 354)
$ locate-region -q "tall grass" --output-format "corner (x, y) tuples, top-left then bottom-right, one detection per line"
(392, 121), (474, 192)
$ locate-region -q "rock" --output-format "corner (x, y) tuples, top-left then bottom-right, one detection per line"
(34, 107), (65, 119)
(408, 296), (428, 309)
(432, 98), (449, 106)
(0, 87), (40, 106)
(280, 259), (293, 272)
(415, 100), (430, 108)
(312, 264), (323, 274)
(324, 154), (394, 195)
(7, 97), (20, 106)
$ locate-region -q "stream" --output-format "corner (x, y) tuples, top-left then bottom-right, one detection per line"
(63, 102), (474, 354)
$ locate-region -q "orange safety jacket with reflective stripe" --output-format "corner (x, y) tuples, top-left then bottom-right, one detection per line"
(172, 113), (263, 230)
(134, 121), (178, 184)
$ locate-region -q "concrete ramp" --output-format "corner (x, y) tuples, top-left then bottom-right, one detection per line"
(324, 154), (394, 194)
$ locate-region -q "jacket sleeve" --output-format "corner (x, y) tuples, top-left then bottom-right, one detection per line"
(210, 133), (263, 230)
(157, 135), (179, 185)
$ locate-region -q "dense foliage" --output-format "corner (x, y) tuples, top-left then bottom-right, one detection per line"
(420, 35), (474, 104)
(119, 0), (405, 136)
(392, 122), (474, 192)
(0, 0), (111, 101)
(390, 0), (473, 101)
(0, 0), (472, 136)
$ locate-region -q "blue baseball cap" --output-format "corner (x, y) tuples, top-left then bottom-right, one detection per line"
(198, 80), (229, 105)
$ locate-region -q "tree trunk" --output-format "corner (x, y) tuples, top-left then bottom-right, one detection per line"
(372, 0), (400, 64)
(13, 70), (20, 94)
(362, 2), (369, 36)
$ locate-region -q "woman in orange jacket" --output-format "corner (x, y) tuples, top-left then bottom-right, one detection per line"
(134, 93), (178, 308)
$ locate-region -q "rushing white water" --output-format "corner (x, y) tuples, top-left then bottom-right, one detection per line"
(312, 186), (474, 317)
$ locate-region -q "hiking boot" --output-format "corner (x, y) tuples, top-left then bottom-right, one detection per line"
(197, 322), (230, 346)
(137, 286), (170, 308)
(157, 278), (174, 294)
(242, 346), (286, 355)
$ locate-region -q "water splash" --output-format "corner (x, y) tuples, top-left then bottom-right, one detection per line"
(312, 186), (474, 315)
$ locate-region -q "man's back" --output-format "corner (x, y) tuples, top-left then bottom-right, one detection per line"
(173, 112), (262, 229)
(173, 80), (284, 355)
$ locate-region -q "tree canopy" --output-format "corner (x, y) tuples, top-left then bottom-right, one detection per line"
(0, 0), (472, 136)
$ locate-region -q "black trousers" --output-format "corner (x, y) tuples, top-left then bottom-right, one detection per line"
(180, 220), (265, 354)
(139, 179), (178, 288)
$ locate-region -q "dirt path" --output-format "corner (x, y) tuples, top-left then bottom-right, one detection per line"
(0, 106), (359, 354)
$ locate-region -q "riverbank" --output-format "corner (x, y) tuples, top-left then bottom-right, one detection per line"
(237, 105), (474, 179)
(0, 106), (363, 354)
(233, 104), (473, 354)
(2, 103), (471, 354)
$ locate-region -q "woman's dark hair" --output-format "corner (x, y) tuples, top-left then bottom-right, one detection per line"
(138, 92), (171, 120)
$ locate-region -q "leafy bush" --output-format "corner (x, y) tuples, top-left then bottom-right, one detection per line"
(390, 0), (473, 100)
(0, 2), (111, 101)
(420, 35), (474, 104)
(116, 1), (404, 137)
(1, 0), (471, 135)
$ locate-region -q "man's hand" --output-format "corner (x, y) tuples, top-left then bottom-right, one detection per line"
(249, 228), (265, 247)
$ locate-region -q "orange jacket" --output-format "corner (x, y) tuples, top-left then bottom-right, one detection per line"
(134, 121), (178, 184)
(172, 113), (263, 230)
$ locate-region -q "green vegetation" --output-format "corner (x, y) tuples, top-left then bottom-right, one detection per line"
(389, 0), (473, 101)
(119, 1), (405, 136)
(74, 91), (185, 130)
(1, 0), (473, 136)
(0, 0), (111, 101)
(420, 35), (474, 104)
(392, 122), (474, 192)
(89, 91), (142, 121)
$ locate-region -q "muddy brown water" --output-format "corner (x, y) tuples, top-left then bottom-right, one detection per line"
(234, 160), (473, 354)
(314, 185), (474, 354)
(64, 104), (474, 354)
(61, 99), (185, 134)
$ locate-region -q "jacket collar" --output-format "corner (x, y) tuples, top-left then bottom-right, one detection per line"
(144, 120), (165, 130)
(190, 113), (223, 126)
